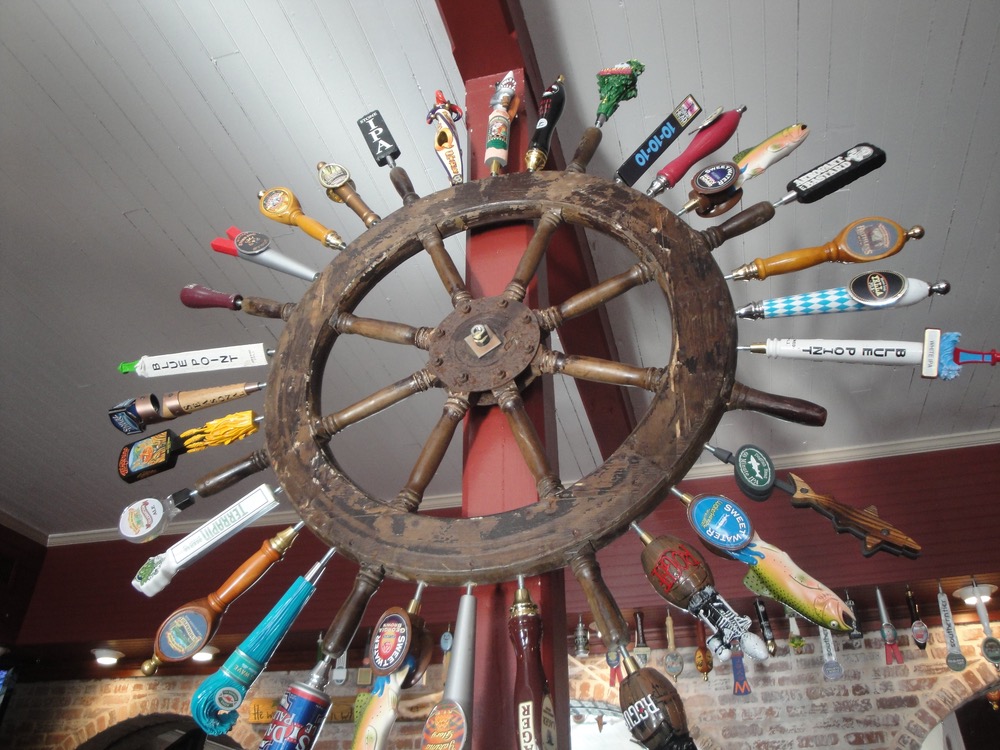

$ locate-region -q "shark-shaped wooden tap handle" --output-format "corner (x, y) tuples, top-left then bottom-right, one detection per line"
(788, 473), (921, 559)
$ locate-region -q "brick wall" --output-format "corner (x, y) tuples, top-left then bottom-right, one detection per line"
(1, 624), (997, 749)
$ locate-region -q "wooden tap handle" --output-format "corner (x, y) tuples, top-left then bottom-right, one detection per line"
(567, 127), (603, 173)
(390, 167), (419, 206)
(166, 382), (264, 418)
(322, 563), (384, 657)
(701, 201), (775, 250)
(569, 548), (629, 651)
(180, 284), (240, 310)
(239, 296), (296, 320)
(206, 526), (299, 612)
(194, 449), (269, 497)
(752, 240), (842, 279)
(751, 217), (921, 279)
(728, 382), (827, 426)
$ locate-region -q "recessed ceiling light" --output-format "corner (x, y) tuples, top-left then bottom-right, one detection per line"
(191, 646), (219, 662)
(953, 582), (997, 605)
(91, 648), (124, 666)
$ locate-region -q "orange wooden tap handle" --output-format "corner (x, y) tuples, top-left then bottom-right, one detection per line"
(206, 525), (300, 612)
(730, 217), (923, 281)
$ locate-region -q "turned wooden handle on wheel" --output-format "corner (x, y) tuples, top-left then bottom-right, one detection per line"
(194, 449), (270, 497)
(567, 127), (602, 173)
(701, 201), (775, 250)
(321, 563), (385, 657)
(570, 549), (629, 650)
(181, 284), (294, 320)
(728, 382), (827, 426)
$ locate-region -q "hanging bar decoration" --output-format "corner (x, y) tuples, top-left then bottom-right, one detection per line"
(593, 60), (644, 127)
(118, 342), (271, 378)
(141, 522), (303, 676)
(484, 70), (519, 176)
(938, 581), (967, 671)
(426, 90), (465, 184)
(524, 75), (566, 172)
(725, 216), (923, 281)
(741, 328), (998, 380)
(876, 587), (904, 665)
(614, 94), (701, 186)
(420, 584), (476, 750)
(191, 547), (336, 736)
(672, 487), (855, 632)
(736, 270), (949, 320)
(117, 411), (261, 483)
(630, 523), (768, 663)
(210, 225), (320, 282)
(108, 380), (265, 436)
(733, 122), (809, 184)
(906, 585), (930, 651)
(131, 481), (278, 596)
(316, 161), (382, 226)
(645, 105), (745, 197)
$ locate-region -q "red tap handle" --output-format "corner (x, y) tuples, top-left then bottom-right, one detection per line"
(653, 107), (744, 190)
(180, 284), (241, 310)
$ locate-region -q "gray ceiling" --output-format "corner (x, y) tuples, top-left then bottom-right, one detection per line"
(1, 0), (998, 545)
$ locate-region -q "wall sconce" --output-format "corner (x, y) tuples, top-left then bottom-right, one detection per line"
(574, 615), (590, 657)
(953, 579), (997, 605)
(191, 646), (219, 662)
(91, 649), (124, 666)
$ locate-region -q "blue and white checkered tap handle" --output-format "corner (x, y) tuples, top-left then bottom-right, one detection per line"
(760, 286), (860, 318)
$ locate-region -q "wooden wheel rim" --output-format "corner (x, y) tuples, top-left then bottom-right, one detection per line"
(265, 169), (736, 585)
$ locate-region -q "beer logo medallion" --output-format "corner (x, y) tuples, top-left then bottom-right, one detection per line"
(158, 609), (209, 660)
(422, 700), (466, 749)
(946, 651), (967, 671)
(119, 497), (165, 541)
(846, 145), (875, 163)
(735, 445), (774, 497)
(849, 270), (906, 307)
(370, 609), (410, 675)
(982, 636), (1000, 666)
(847, 220), (899, 259)
(823, 660), (844, 681)
(664, 651), (683, 676)
(260, 188), (290, 215)
(693, 162), (738, 193)
(688, 495), (754, 551)
(234, 230), (271, 256)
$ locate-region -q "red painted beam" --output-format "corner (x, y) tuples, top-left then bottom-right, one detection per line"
(437, 0), (635, 458)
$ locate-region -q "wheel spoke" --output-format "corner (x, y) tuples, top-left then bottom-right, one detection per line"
(535, 347), (663, 391)
(419, 226), (471, 307)
(494, 383), (563, 500)
(536, 261), (656, 330)
(503, 209), (564, 303)
(395, 392), (471, 511)
(316, 368), (438, 439)
(334, 312), (433, 349)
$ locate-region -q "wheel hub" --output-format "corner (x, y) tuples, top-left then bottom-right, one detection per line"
(427, 296), (541, 393)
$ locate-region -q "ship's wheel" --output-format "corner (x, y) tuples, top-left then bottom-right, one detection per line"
(265, 138), (741, 592)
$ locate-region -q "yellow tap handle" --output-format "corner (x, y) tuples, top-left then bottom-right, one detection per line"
(180, 410), (260, 452)
(258, 186), (346, 250)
